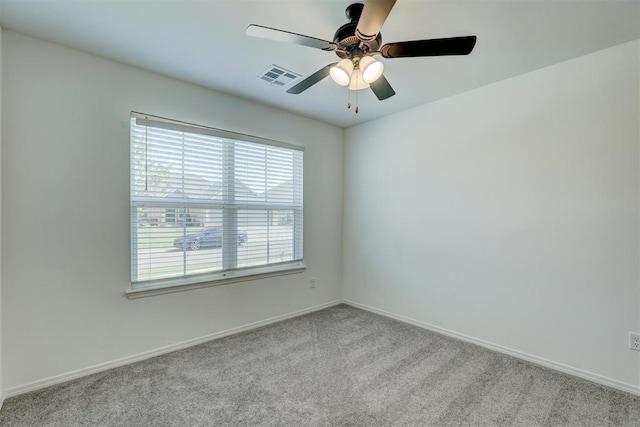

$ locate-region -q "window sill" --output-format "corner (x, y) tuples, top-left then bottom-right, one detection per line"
(125, 261), (306, 299)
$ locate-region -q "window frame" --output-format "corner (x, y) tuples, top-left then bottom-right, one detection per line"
(127, 112), (305, 298)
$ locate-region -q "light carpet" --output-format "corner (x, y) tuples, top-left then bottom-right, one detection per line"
(1, 304), (639, 426)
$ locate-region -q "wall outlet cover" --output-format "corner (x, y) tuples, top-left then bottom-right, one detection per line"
(629, 332), (640, 351)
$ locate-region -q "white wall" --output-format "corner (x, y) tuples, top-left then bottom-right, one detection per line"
(344, 40), (640, 389)
(1, 30), (343, 392)
(0, 24), (4, 409)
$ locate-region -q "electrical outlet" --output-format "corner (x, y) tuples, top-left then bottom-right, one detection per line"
(629, 332), (640, 351)
(310, 277), (316, 289)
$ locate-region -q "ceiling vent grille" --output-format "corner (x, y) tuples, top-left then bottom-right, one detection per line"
(259, 65), (301, 87)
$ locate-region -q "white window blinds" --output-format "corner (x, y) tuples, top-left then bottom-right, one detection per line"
(130, 112), (303, 288)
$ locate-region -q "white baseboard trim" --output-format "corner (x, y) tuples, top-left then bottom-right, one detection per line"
(342, 299), (640, 397)
(3, 300), (343, 399)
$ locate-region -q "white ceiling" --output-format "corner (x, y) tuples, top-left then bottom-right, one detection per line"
(1, 0), (638, 128)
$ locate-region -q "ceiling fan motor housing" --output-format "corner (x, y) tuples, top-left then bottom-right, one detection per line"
(334, 3), (381, 59)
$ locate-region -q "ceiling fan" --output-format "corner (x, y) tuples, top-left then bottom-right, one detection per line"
(246, 0), (477, 111)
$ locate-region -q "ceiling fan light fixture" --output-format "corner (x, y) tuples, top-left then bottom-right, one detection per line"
(359, 56), (384, 83)
(330, 59), (354, 86)
(348, 68), (370, 90)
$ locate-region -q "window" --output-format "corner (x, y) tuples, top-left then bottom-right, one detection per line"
(130, 112), (304, 293)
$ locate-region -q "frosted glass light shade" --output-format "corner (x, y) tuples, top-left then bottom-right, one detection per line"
(348, 68), (370, 90)
(360, 56), (384, 83)
(330, 59), (354, 86)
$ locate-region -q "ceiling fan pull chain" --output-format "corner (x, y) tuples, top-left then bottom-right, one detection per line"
(355, 76), (360, 114)
(347, 89), (351, 109)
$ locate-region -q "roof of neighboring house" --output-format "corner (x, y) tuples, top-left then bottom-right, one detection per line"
(161, 179), (266, 203)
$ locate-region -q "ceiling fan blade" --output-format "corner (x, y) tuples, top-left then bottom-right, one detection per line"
(356, 0), (397, 42)
(286, 63), (337, 94)
(369, 74), (396, 100)
(246, 24), (336, 51)
(381, 36), (477, 58)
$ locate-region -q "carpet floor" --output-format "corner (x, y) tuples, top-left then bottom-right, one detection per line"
(1, 304), (639, 426)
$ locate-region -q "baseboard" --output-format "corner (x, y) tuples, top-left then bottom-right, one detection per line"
(3, 299), (343, 399)
(342, 299), (640, 397)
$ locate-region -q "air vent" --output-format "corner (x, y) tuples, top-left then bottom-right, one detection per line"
(259, 65), (301, 87)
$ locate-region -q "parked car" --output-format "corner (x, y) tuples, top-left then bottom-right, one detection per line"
(173, 226), (248, 251)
